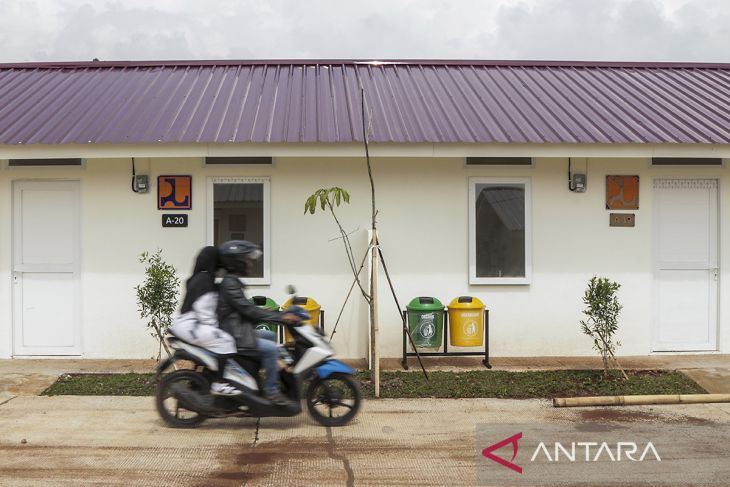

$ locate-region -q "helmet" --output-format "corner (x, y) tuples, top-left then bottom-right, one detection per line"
(219, 240), (262, 275)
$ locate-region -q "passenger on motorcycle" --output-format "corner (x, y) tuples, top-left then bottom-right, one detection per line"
(217, 240), (302, 407)
(168, 246), (243, 397)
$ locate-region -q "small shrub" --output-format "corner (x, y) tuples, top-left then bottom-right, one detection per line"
(580, 276), (628, 379)
(135, 249), (180, 361)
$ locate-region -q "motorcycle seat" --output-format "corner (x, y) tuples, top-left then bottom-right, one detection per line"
(167, 334), (219, 357)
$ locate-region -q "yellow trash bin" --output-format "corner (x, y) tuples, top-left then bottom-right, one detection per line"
(282, 296), (321, 342)
(447, 296), (485, 347)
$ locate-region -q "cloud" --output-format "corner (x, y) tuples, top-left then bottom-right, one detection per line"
(0, 0), (728, 62)
(490, 0), (730, 61)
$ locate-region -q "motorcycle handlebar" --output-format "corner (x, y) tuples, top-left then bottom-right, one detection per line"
(282, 305), (311, 321)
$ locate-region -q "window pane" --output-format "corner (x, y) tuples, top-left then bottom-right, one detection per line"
(213, 183), (264, 278)
(475, 184), (525, 278)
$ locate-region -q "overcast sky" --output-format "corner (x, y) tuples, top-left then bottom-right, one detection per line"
(1, 0), (728, 63)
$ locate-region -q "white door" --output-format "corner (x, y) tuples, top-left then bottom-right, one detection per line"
(13, 181), (81, 355)
(653, 178), (718, 352)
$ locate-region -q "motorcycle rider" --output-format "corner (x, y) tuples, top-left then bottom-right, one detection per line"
(217, 240), (301, 407)
(169, 246), (242, 396)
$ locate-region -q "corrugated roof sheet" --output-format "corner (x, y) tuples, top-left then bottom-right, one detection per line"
(0, 60), (729, 145)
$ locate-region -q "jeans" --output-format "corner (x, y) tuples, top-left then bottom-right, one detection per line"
(255, 329), (277, 342)
(254, 330), (280, 395)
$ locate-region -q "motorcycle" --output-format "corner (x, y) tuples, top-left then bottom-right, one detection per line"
(154, 289), (361, 428)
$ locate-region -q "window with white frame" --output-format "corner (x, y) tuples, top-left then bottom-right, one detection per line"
(208, 177), (270, 284)
(469, 178), (531, 284)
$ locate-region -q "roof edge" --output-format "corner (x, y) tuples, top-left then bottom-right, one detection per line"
(2, 59), (730, 69)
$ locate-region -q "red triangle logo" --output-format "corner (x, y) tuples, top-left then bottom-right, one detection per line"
(482, 432), (523, 474)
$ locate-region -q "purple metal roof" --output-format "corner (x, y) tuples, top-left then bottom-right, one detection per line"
(0, 60), (729, 145)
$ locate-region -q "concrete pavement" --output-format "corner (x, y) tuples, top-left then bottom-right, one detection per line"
(1, 356), (730, 485)
(1, 395), (730, 486)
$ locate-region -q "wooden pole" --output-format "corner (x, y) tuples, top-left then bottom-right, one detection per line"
(370, 229), (380, 398)
(553, 393), (730, 407)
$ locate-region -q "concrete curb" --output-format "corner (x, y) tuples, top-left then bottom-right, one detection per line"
(553, 393), (730, 407)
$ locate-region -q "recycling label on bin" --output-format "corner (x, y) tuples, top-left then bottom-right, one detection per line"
(462, 312), (480, 337)
(418, 313), (436, 339)
(463, 320), (478, 337)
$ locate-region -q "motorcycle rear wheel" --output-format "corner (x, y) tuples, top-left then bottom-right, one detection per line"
(156, 370), (209, 428)
(306, 373), (361, 426)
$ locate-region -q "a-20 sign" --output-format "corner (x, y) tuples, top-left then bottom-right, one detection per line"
(162, 214), (188, 228)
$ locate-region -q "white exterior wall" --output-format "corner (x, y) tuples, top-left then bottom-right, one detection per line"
(1, 152), (728, 358)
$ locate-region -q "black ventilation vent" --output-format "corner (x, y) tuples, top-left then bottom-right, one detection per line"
(9, 158), (82, 166)
(651, 158), (722, 166)
(466, 157), (532, 166)
(206, 157), (272, 165)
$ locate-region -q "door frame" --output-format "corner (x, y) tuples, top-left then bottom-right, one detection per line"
(651, 177), (719, 352)
(12, 180), (82, 356)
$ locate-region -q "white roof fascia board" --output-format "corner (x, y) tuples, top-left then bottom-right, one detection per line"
(1, 143), (729, 159)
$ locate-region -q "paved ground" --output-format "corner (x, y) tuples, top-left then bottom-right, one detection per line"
(1, 357), (729, 485)
(1, 395), (729, 486)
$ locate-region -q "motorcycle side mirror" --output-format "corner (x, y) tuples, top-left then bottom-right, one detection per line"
(286, 284), (297, 295)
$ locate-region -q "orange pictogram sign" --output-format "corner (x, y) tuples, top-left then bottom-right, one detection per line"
(606, 175), (639, 210)
(158, 175), (192, 210)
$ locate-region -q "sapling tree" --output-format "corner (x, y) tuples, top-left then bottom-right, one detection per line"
(303, 89), (428, 397)
(304, 187), (371, 303)
(580, 276), (629, 379)
(135, 249), (180, 361)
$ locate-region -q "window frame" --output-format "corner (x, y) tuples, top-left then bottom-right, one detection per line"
(207, 176), (271, 285)
(468, 177), (532, 285)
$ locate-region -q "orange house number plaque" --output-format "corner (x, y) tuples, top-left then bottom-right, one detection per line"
(606, 175), (639, 210)
(158, 175), (192, 210)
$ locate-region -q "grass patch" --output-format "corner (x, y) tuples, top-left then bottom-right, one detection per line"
(43, 369), (705, 398)
(357, 369), (706, 399)
(43, 373), (156, 396)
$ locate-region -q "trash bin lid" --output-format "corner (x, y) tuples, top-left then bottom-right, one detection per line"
(406, 296), (444, 311)
(447, 296), (485, 309)
(252, 295), (279, 310)
(283, 296), (321, 311)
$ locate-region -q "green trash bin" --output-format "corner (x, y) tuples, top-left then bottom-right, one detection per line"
(251, 296), (279, 334)
(406, 297), (444, 350)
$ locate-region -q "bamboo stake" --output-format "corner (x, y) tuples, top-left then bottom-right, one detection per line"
(370, 230), (380, 398)
(553, 393), (730, 408)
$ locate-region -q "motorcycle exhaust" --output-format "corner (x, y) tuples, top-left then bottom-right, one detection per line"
(169, 383), (217, 414)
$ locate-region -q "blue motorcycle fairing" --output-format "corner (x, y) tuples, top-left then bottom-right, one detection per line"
(317, 359), (354, 379)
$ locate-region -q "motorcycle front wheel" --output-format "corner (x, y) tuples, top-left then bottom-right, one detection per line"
(156, 370), (209, 428)
(306, 373), (361, 426)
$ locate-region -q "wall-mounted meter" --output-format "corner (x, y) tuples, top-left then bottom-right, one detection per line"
(568, 157), (588, 193)
(572, 173), (587, 192)
(134, 174), (149, 193)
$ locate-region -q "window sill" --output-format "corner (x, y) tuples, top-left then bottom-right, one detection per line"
(469, 277), (531, 285)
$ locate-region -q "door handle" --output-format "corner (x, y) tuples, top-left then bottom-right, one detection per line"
(712, 268), (719, 281)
